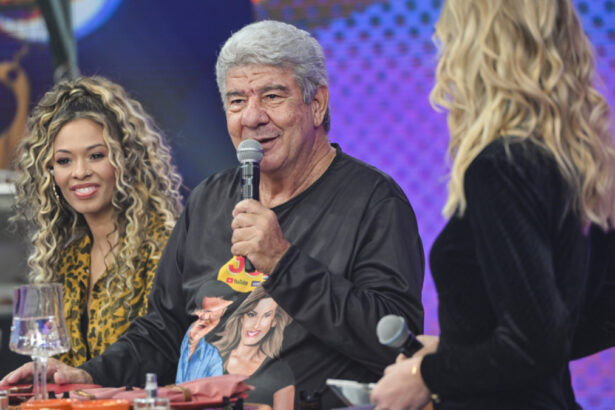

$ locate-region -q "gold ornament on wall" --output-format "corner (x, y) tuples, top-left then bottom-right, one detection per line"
(0, 45), (30, 170)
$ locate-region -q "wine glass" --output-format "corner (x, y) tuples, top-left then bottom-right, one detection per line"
(9, 284), (71, 400)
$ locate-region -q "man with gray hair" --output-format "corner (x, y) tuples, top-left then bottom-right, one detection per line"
(3, 20), (424, 408)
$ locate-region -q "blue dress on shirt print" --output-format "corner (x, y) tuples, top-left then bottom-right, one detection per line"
(175, 328), (223, 383)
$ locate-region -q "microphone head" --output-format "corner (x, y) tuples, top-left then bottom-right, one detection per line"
(376, 314), (408, 348)
(237, 139), (264, 163)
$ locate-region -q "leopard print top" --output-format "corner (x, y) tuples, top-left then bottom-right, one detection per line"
(55, 215), (170, 367)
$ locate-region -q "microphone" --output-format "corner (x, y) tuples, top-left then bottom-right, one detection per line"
(376, 314), (423, 357)
(236, 139), (264, 273)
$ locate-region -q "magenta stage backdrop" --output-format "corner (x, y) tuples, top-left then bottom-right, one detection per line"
(252, 0), (615, 408)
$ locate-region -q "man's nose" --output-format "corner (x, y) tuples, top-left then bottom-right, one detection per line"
(241, 99), (269, 128)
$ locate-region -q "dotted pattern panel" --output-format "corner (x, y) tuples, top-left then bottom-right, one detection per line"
(253, 0), (615, 408)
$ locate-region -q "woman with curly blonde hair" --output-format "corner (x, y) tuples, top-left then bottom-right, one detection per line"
(372, 0), (615, 409)
(10, 76), (183, 367)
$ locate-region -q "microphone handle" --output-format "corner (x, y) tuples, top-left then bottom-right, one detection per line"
(245, 258), (256, 272)
(400, 335), (424, 357)
(240, 162), (260, 272)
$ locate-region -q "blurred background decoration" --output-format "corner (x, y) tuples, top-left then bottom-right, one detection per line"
(0, 1), (613, 407)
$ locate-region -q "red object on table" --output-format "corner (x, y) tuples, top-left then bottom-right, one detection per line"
(0, 383), (102, 395)
(68, 374), (252, 405)
(0, 383), (102, 406)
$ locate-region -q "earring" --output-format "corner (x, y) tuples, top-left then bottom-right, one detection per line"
(49, 169), (61, 204)
(52, 184), (62, 203)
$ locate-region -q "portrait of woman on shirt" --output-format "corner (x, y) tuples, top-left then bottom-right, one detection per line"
(10, 75), (183, 367)
(214, 286), (294, 409)
(371, 0), (615, 409)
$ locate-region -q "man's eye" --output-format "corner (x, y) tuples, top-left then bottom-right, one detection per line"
(265, 94), (280, 100)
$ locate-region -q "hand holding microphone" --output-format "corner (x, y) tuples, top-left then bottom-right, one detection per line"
(372, 315), (434, 410)
(236, 139), (264, 272)
(377, 314), (424, 358)
(233, 139), (290, 274)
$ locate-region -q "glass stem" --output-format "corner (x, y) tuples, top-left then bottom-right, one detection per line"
(39, 357), (48, 400)
(31, 357), (40, 401)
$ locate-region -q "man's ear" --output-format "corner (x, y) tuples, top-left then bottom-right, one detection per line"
(311, 85), (329, 127)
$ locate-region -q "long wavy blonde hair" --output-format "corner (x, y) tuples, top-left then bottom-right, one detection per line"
(11, 76), (183, 312)
(431, 0), (615, 228)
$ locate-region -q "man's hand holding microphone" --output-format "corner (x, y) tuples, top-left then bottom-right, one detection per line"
(231, 139), (291, 275)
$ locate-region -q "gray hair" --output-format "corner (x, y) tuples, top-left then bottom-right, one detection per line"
(216, 20), (330, 131)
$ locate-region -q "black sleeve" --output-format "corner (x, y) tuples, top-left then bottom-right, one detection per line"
(263, 193), (424, 373)
(80, 206), (192, 386)
(421, 150), (572, 395)
(571, 225), (615, 359)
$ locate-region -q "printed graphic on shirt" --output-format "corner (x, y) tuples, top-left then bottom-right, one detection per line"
(176, 282), (295, 407)
(218, 256), (269, 293)
(176, 280), (236, 383)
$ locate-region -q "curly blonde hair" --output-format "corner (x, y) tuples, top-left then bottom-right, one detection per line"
(431, 0), (615, 228)
(11, 76), (183, 312)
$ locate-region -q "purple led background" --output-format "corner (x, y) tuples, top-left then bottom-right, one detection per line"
(253, 0), (615, 408)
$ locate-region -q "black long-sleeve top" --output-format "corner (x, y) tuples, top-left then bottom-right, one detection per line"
(571, 224), (615, 359)
(423, 138), (589, 409)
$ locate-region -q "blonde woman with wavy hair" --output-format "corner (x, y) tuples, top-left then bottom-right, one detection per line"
(10, 76), (183, 367)
(372, 0), (615, 409)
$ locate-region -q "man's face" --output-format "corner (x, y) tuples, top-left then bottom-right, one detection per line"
(224, 64), (320, 178)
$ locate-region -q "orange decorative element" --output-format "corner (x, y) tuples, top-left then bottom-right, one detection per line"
(0, 45), (30, 169)
(71, 399), (131, 409)
(217, 256), (269, 293)
(22, 399), (78, 409)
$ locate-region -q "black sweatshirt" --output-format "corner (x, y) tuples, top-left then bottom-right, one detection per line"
(81, 144), (425, 408)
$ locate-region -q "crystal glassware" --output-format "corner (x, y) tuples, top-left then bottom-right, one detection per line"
(9, 284), (71, 400)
